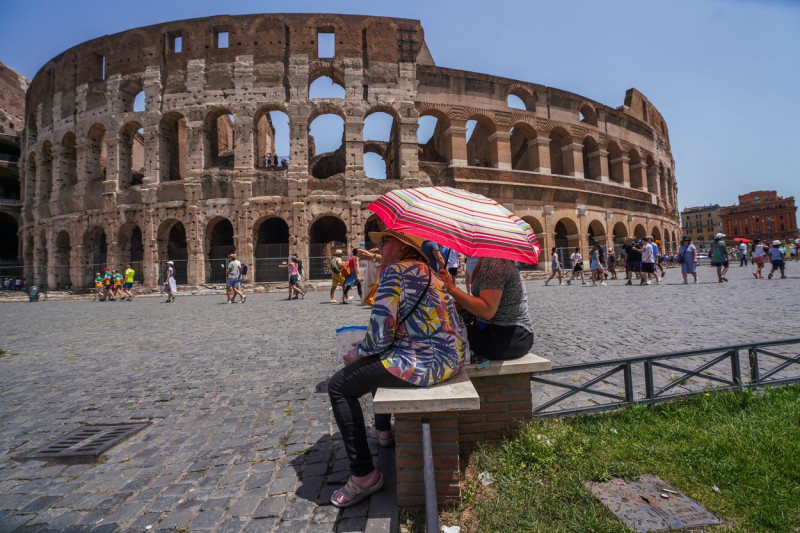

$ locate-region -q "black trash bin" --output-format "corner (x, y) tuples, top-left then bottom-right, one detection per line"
(28, 286), (41, 302)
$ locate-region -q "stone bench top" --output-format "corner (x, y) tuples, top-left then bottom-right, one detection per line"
(372, 370), (479, 415)
(463, 352), (552, 378)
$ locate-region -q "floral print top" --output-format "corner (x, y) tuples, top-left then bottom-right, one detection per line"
(356, 260), (468, 386)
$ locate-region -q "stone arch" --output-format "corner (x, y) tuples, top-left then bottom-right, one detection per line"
(159, 112), (188, 181)
(206, 216), (236, 282)
(507, 84), (536, 111)
(554, 217), (580, 254)
(646, 155), (657, 194)
(60, 132), (78, 188)
(204, 108), (235, 169)
(651, 227), (662, 242)
(607, 141), (623, 184)
(582, 135), (601, 181)
(309, 214), (347, 279)
(119, 76), (145, 113)
(157, 219), (188, 283)
(612, 222), (629, 252)
(364, 107), (400, 180)
(0, 212), (19, 263)
(520, 216), (545, 269)
(587, 219), (607, 245)
(466, 114), (497, 167)
(253, 105), (290, 169)
(54, 229), (71, 289)
(579, 103), (598, 126)
(119, 122), (145, 188)
(118, 222), (144, 282)
(417, 107), (450, 163)
(628, 148), (644, 190)
(253, 216), (290, 282)
(83, 226), (108, 285)
(308, 69), (346, 99)
(86, 123), (107, 182)
(548, 127), (572, 176)
(308, 105), (346, 179)
(510, 122), (538, 171)
(633, 224), (647, 239)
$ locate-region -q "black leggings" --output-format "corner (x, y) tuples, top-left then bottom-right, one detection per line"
(467, 323), (534, 360)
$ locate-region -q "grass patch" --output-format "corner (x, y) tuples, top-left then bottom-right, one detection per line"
(440, 386), (800, 532)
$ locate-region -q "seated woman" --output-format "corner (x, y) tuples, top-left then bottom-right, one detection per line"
(328, 229), (468, 508)
(440, 257), (533, 360)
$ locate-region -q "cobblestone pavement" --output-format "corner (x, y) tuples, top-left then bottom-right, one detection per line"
(0, 264), (798, 532)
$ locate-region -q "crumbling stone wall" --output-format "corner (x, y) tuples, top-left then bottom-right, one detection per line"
(19, 13), (679, 288)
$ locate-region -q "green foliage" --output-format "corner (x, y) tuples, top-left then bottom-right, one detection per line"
(446, 386), (800, 532)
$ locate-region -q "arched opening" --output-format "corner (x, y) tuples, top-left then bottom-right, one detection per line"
(309, 113), (345, 179)
(646, 156), (657, 194)
(60, 132), (78, 188)
(579, 104), (598, 127)
(25, 152), (38, 202)
(119, 78), (145, 113)
(364, 110), (399, 179)
(159, 112), (188, 181)
(607, 142), (623, 184)
(118, 223), (144, 283)
(84, 226), (107, 285)
(254, 217), (289, 282)
(548, 128), (570, 176)
(554, 218), (579, 265)
(54, 230), (71, 289)
(507, 94), (526, 110)
(363, 215), (382, 249)
(206, 217), (235, 283)
(0, 212), (19, 263)
(466, 116), (496, 167)
(0, 169), (20, 201)
(254, 108), (290, 169)
(652, 227), (662, 243)
(507, 88), (535, 111)
(633, 224), (647, 240)
(587, 220), (607, 249)
(520, 216), (545, 270)
(510, 123), (538, 171)
(158, 220), (188, 284)
(628, 149), (644, 190)
(309, 215), (347, 279)
(612, 222), (629, 254)
(204, 110), (235, 169)
(86, 124), (106, 182)
(417, 111), (449, 163)
(309, 76), (346, 99)
(120, 122), (145, 188)
(133, 91), (146, 113)
(582, 136), (601, 181)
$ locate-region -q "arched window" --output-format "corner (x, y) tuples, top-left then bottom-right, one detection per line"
(417, 111), (449, 163)
(254, 109), (290, 169)
(159, 113), (187, 181)
(363, 110), (398, 179)
(309, 113), (345, 179)
(204, 110), (235, 168)
(309, 76), (345, 99)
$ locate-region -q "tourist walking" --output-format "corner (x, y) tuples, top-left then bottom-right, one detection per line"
(329, 249), (346, 304)
(710, 233), (730, 282)
(93, 272), (104, 301)
(279, 257), (305, 299)
(752, 239), (767, 278)
(112, 269), (123, 299)
(163, 261), (177, 302)
(121, 264), (135, 300)
(624, 239), (643, 285)
(342, 249), (363, 303)
(327, 230), (467, 508)
(545, 247), (562, 285)
(641, 237), (657, 284)
(103, 268), (114, 300)
(225, 254), (246, 303)
(678, 236), (698, 284)
(767, 240), (787, 279)
(567, 247), (585, 285)
(739, 241), (748, 267)
(590, 244), (606, 286)
(607, 249), (618, 280)
(421, 240), (446, 273)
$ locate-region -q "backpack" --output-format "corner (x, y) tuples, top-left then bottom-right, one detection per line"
(339, 260), (351, 277)
(296, 259), (304, 277)
(597, 244), (606, 265)
(240, 263), (248, 276)
(330, 257), (341, 275)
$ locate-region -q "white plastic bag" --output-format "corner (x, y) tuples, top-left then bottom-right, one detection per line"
(334, 325), (368, 358)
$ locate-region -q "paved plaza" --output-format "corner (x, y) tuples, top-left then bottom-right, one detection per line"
(1, 263), (799, 532)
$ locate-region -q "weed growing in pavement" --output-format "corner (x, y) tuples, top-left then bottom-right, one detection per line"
(440, 385), (800, 532)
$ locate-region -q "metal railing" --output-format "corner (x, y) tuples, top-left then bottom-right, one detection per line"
(530, 338), (800, 417)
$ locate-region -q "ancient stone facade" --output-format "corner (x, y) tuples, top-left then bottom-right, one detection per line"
(19, 13), (679, 288)
(0, 60), (27, 269)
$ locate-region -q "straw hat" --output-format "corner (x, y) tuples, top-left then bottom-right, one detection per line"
(368, 229), (425, 256)
(334, 249), (344, 255)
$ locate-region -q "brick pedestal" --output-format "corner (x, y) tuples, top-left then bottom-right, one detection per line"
(458, 373), (533, 443)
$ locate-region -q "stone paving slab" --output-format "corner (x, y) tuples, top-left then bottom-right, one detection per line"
(0, 264), (798, 531)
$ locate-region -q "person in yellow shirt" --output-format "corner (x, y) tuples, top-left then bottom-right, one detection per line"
(121, 264), (135, 301)
(93, 273), (104, 301)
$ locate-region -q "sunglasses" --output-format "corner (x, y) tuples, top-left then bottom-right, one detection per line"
(378, 236), (397, 247)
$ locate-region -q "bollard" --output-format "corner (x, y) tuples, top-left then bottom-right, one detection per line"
(28, 286), (40, 302)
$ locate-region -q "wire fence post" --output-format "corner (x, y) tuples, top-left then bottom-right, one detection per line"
(731, 348), (742, 386)
(749, 347), (760, 386)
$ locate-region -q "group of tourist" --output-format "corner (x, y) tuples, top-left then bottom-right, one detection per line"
(259, 154), (289, 169)
(92, 265), (136, 301)
(2, 277), (26, 291)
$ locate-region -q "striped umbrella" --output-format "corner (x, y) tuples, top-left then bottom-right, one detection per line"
(367, 186), (541, 265)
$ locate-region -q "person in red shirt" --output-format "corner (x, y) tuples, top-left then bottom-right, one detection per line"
(342, 249), (363, 303)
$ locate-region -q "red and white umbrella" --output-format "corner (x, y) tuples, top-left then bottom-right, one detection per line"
(367, 186), (541, 265)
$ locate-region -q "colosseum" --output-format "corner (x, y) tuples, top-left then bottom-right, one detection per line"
(17, 13), (679, 289)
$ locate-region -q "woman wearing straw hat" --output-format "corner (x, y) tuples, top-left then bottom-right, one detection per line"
(327, 229), (467, 508)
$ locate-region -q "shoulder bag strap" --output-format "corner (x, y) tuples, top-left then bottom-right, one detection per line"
(398, 264), (432, 326)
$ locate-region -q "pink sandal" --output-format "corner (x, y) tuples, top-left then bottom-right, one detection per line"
(331, 473), (384, 508)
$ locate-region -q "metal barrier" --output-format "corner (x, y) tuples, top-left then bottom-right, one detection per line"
(531, 338), (800, 417)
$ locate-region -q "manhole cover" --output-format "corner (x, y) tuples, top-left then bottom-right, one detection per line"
(586, 475), (724, 532)
(18, 423), (149, 464)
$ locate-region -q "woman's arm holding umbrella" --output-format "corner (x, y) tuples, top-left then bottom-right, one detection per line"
(439, 269), (502, 321)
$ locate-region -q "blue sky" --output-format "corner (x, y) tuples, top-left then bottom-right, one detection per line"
(2, 0), (798, 210)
